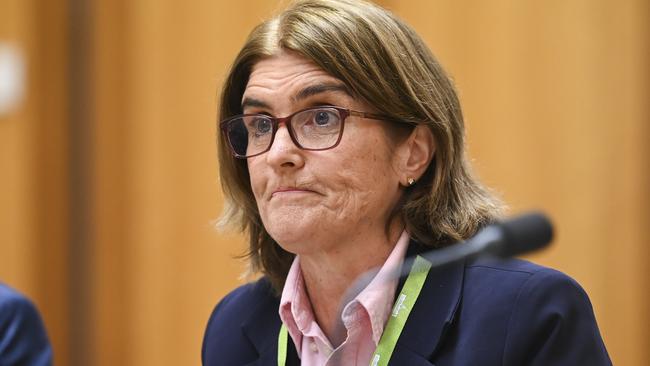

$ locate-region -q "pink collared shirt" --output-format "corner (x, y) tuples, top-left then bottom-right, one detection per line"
(279, 231), (410, 365)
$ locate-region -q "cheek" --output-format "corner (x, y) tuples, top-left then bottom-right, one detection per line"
(322, 138), (400, 221)
(247, 159), (266, 200)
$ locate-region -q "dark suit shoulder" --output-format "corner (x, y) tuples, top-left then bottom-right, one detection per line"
(466, 256), (559, 275)
(207, 277), (276, 319)
(494, 260), (611, 365)
(0, 284), (52, 366)
(459, 257), (562, 311)
(0, 284), (30, 311)
(463, 257), (602, 328)
(463, 257), (593, 307)
(202, 278), (280, 366)
(438, 258), (611, 365)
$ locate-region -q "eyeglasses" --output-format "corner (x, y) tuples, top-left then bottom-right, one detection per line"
(220, 106), (393, 159)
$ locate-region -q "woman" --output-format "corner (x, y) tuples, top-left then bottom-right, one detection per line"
(202, 0), (611, 365)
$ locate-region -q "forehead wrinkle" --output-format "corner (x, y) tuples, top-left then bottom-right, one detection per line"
(241, 68), (325, 109)
(247, 61), (325, 90)
(242, 79), (352, 112)
(292, 83), (353, 103)
(243, 53), (352, 112)
(243, 79), (352, 106)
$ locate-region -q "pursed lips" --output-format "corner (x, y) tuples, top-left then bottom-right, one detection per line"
(270, 187), (318, 199)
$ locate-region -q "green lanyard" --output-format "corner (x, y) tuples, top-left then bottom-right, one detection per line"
(277, 255), (432, 366)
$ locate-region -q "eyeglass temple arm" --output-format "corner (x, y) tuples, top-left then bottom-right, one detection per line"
(348, 110), (414, 126)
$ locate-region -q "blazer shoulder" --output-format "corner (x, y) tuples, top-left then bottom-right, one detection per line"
(462, 258), (611, 365)
(465, 257), (598, 313)
(463, 257), (600, 328)
(202, 278), (280, 366)
(207, 277), (276, 318)
(203, 277), (277, 339)
(433, 258), (610, 365)
(461, 257), (573, 302)
(0, 284), (38, 329)
(466, 256), (560, 276)
(0, 284), (52, 366)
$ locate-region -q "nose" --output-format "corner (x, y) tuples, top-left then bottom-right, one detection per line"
(264, 125), (305, 169)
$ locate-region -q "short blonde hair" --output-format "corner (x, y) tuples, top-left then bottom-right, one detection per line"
(217, 0), (503, 292)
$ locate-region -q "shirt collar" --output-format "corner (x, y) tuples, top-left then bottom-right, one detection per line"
(278, 230), (410, 349)
(351, 230), (409, 344)
(279, 257), (310, 354)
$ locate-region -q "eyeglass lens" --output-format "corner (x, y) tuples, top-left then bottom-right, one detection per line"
(224, 107), (343, 157)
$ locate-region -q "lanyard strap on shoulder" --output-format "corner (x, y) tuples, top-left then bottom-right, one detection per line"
(277, 255), (432, 366)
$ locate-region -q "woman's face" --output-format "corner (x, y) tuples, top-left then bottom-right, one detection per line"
(244, 51), (406, 256)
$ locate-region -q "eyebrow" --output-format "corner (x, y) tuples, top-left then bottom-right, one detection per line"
(240, 82), (353, 110)
(293, 83), (352, 102)
(240, 97), (270, 110)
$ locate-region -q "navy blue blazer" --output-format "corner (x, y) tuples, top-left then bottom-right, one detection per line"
(202, 242), (611, 365)
(0, 284), (52, 366)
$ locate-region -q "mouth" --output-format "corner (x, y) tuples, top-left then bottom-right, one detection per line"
(271, 187), (318, 198)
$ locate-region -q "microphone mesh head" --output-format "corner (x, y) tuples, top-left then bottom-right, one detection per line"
(498, 212), (554, 256)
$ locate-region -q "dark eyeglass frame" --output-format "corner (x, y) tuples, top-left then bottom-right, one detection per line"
(219, 105), (395, 159)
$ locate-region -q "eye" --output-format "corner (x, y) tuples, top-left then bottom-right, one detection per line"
(313, 110), (337, 126)
(253, 117), (272, 134)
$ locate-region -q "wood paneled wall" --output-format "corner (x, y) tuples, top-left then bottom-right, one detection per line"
(88, 2), (282, 365)
(0, 1), (647, 365)
(379, 1), (650, 365)
(0, 0), (70, 364)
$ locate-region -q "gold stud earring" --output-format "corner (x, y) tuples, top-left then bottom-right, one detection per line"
(407, 177), (415, 186)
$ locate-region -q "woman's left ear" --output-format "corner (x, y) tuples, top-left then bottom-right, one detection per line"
(397, 125), (435, 186)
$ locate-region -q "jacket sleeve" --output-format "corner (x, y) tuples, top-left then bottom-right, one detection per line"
(0, 286), (52, 366)
(502, 269), (611, 366)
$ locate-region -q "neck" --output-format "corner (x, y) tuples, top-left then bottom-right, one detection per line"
(299, 221), (403, 347)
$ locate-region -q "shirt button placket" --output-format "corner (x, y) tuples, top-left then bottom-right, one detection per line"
(310, 339), (319, 353)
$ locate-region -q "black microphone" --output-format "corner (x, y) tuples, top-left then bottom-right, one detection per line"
(342, 212), (554, 305)
(419, 211), (554, 268)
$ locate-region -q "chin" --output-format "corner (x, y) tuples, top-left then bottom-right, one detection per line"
(263, 219), (318, 255)
(260, 205), (339, 254)
(262, 206), (303, 232)
(266, 227), (308, 253)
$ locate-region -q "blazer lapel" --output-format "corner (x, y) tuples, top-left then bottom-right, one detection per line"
(240, 283), (281, 365)
(389, 240), (466, 364)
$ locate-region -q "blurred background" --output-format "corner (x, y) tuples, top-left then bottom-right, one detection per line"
(0, 0), (648, 365)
